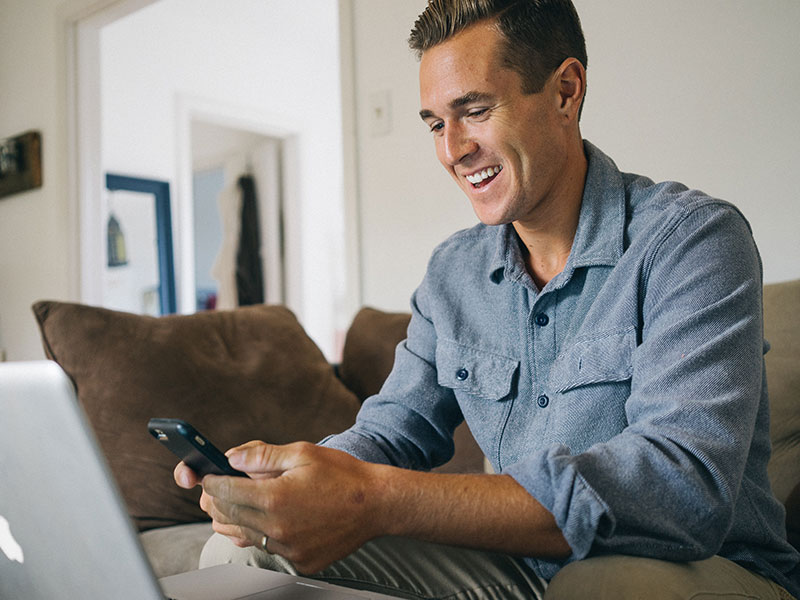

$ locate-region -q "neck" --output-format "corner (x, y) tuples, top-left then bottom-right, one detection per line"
(513, 142), (587, 289)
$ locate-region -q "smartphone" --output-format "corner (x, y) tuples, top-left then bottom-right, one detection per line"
(147, 418), (247, 478)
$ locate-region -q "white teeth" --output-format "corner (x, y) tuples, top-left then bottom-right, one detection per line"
(466, 165), (502, 185)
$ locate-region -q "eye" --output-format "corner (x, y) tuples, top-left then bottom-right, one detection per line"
(429, 121), (444, 134)
(467, 108), (489, 119)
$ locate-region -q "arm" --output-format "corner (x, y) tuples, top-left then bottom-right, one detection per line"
(505, 201), (772, 574)
(176, 440), (569, 575)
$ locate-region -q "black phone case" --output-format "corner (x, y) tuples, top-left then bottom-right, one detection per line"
(147, 418), (246, 477)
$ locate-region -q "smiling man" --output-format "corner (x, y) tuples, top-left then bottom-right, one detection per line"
(176, 1), (800, 598)
(417, 17), (587, 289)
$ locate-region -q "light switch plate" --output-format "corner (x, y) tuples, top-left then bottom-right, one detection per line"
(368, 90), (392, 136)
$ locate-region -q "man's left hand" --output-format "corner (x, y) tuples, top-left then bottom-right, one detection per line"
(197, 441), (384, 574)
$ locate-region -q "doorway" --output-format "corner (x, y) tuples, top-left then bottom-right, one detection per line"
(70, 0), (356, 359)
(190, 120), (285, 312)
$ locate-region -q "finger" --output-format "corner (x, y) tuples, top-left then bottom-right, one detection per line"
(202, 473), (276, 510)
(226, 441), (314, 476)
(224, 440), (265, 457)
(174, 461), (201, 489)
(205, 493), (274, 538)
(211, 520), (263, 548)
(262, 536), (291, 558)
(224, 441), (284, 480)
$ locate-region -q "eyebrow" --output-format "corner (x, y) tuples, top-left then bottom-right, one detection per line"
(419, 91), (496, 121)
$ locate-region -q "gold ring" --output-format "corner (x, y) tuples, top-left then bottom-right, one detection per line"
(260, 534), (269, 552)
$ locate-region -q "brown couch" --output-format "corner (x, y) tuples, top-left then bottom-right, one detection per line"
(31, 279), (799, 577)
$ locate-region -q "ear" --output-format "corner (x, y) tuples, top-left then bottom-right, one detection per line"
(555, 58), (586, 121)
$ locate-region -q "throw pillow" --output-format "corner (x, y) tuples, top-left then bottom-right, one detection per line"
(338, 307), (411, 402)
(32, 301), (360, 531)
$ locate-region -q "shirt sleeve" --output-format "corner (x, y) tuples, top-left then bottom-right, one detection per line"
(504, 202), (769, 577)
(321, 258), (464, 470)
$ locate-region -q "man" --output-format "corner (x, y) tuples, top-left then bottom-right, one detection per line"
(175, 1), (800, 598)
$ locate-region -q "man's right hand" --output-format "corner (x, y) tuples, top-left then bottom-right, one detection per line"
(173, 440), (387, 573)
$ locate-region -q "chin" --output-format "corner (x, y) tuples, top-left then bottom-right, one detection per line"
(466, 186), (518, 227)
(468, 198), (510, 226)
(473, 210), (512, 227)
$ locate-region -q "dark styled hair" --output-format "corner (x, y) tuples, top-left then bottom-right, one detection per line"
(409, 0), (587, 97)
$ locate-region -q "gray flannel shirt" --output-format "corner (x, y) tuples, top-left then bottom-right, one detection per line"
(323, 141), (800, 593)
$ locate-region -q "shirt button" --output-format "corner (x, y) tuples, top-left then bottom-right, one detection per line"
(535, 313), (549, 326)
(537, 394), (549, 408)
(456, 368), (469, 381)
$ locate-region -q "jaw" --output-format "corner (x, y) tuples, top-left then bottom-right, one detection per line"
(460, 170), (519, 226)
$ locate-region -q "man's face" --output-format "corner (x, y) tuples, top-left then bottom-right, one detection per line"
(419, 21), (571, 227)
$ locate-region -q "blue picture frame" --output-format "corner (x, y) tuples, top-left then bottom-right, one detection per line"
(105, 173), (176, 315)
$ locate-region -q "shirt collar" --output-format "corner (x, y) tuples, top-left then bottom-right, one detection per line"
(489, 140), (626, 284)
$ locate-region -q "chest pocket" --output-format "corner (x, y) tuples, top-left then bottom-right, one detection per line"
(550, 328), (636, 393)
(436, 339), (519, 401)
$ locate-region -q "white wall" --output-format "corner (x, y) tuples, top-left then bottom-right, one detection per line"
(1, 0), (798, 361)
(100, 0), (345, 358)
(0, 0), (79, 361)
(352, 0), (800, 314)
(575, 0), (800, 285)
(351, 0), (475, 312)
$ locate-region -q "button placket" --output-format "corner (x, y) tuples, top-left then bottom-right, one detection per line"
(530, 294), (556, 412)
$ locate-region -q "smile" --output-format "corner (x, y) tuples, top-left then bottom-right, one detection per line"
(466, 165), (502, 187)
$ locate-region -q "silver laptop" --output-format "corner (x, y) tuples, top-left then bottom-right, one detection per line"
(0, 361), (398, 600)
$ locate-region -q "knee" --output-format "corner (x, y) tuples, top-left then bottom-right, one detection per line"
(199, 532), (296, 574)
(544, 555), (673, 600)
(199, 532), (259, 568)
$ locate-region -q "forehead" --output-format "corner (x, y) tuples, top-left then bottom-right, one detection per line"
(419, 21), (518, 110)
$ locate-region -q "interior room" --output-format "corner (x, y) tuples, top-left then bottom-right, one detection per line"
(1, 0), (798, 361)
(1, 0), (799, 593)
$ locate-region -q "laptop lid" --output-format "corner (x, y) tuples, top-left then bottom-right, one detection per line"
(0, 360), (165, 600)
(0, 361), (399, 600)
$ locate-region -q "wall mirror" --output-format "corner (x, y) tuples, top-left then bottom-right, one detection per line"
(103, 174), (176, 315)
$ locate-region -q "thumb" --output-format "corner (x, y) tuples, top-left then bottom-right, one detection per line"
(226, 441), (309, 476)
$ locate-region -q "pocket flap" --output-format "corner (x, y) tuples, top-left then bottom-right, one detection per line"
(436, 339), (518, 400)
(551, 329), (636, 393)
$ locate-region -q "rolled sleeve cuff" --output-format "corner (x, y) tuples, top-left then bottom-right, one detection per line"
(504, 445), (610, 579)
(318, 428), (395, 466)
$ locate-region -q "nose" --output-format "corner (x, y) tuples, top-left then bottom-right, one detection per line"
(439, 123), (477, 166)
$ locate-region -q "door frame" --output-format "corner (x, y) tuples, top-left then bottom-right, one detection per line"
(63, 0), (362, 332)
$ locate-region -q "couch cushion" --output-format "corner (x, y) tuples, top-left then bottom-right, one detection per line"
(763, 280), (800, 506)
(32, 301), (360, 531)
(338, 307), (411, 403)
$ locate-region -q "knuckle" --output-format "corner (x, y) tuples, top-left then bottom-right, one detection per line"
(287, 547), (309, 568)
(270, 523), (288, 544)
(292, 441), (315, 459)
(211, 520), (233, 536)
(264, 486), (287, 513)
(216, 476), (233, 497)
(226, 502), (240, 522)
